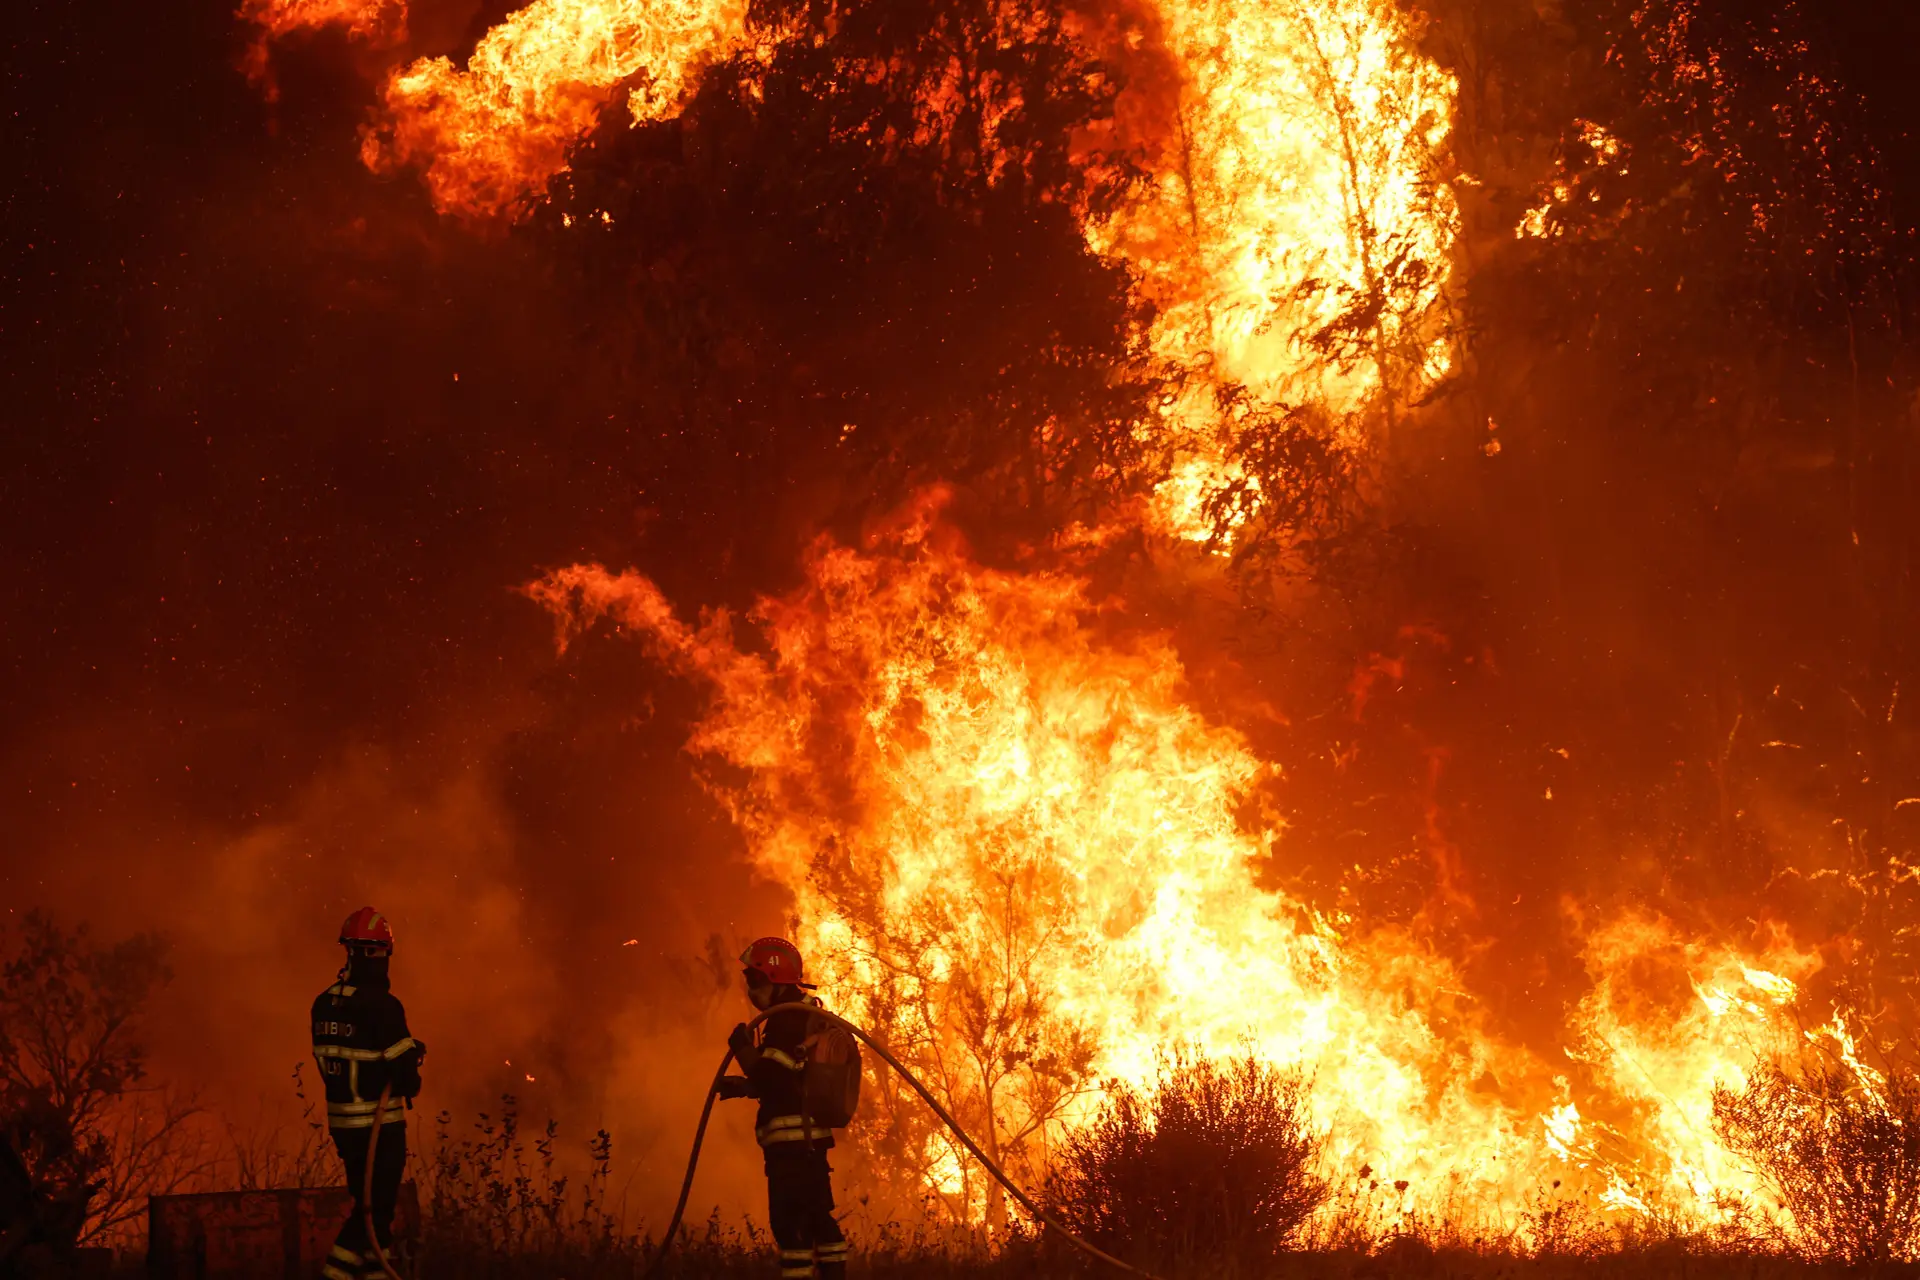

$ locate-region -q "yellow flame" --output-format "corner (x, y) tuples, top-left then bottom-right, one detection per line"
(1090, 0), (1460, 537)
(530, 509), (1564, 1219)
(1559, 914), (1821, 1221)
(1542, 1099), (1581, 1161)
(527, 519), (1856, 1230)
(1100, 0), (1457, 407)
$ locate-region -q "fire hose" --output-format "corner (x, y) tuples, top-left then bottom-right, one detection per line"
(647, 1003), (1160, 1280)
(363, 1084), (404, 1280)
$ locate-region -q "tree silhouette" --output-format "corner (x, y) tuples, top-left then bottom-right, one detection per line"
(537, 0), (1168, 554)
(0, 913), (204, 1243)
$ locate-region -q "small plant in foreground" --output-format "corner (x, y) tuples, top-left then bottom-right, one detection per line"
(417, 1095), (635, 1277)
(1043, 1050), (1325, 1272)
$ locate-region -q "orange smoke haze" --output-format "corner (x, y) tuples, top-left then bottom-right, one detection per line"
(10, 685), (790, 1221)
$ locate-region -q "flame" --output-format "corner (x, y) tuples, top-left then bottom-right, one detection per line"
(1154, 454), (1256, 550)
(1542, 1098), (1581, 1161)
(1099, 0), (1458, 411)
(241, 0), (404, 41)
(1517, 118), (1627, 239)
(1551, 913), (1820, 1221)
(530, 499), (1567, 1219)
(239, 0), (407, 90)
(1081, 0), (1462, 538)
(359, 0), (749, 218)
(528, 502), (1864, 1229)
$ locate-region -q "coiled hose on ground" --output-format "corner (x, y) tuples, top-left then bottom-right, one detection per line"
(646, 1003), (1159, 1280)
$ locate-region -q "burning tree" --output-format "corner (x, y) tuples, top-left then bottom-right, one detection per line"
(812, 835), (1101, 1224)
(1091, 0), (1461, 418)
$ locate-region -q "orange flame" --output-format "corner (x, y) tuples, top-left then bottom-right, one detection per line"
(1094, 0), (1461, 540)
(532, 500), (1548, 1217)
(529, 501), (1855, 1230)
(359, 0), (749, 218)
(241, 0), (404, 40)
(239, 0), (407, 91)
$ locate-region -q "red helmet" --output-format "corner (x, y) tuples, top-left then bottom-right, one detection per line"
(339, 907), (395, 950)
(740, 936), (812, 989)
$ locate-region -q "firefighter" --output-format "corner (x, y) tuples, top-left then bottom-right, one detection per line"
(311, 908), (424, 1280)
(715, 937), (848, 1280)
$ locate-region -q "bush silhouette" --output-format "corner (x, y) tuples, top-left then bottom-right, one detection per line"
(1044, 1051), (1325, 1271)
(1713, 1055), (1920, 1263)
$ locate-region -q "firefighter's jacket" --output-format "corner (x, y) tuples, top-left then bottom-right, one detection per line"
(310, 969), (422, 1132)
(742, 1005), (833, 1149)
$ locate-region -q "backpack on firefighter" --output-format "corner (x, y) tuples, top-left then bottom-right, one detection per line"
(736, 937), (863, 1133)
(800, 1009), (862, 1130)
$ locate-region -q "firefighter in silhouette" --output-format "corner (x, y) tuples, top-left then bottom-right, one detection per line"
(716, 938), (849, 1280)
(312, 909), (424, 1280)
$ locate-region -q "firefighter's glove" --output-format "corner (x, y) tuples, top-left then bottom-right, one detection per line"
(728, 1022), (756, 1062)
(716, 1075), (754, 1101)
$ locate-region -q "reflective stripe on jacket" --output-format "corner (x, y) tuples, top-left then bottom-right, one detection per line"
(756, 1114), (836, 1146)
(747, 1004), (835, 1149)
(311, 979), (421, 1131)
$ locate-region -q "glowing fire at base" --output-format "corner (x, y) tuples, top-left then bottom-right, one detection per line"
(528, 495), (1845, 1228)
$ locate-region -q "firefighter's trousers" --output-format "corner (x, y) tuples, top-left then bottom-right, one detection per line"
(764, 1146), (846, 1280)
(324, 1123), (406, 1280)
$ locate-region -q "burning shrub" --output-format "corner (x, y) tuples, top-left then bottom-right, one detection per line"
(1712, 1055), (1920, 1263)
(1043, 1052), (1325, 1271)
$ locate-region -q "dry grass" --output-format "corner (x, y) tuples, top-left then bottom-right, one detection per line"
(412, 1097), (637, 1279)
(106, 1060), (1920, 1280)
